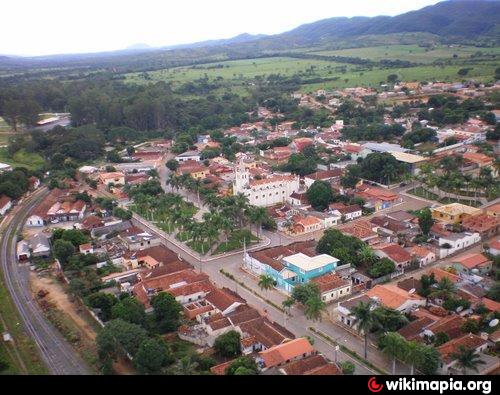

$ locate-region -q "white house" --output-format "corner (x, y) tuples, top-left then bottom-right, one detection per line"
(79, 243), (94, 255)
(175, 151), (201, 163)
(439, 232), (481, 259)
(488, 239), (500, 257)
(17, 233), (51, 261)
(329, 204), (363, 222)
(410, 246), (436, 267)
(0, 195), (12, 216)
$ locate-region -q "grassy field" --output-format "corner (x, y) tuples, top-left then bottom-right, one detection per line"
(310, 44), (500, 64)
(125, 48), (498, 95)
(125, 56), (347, 87)
(0, 117), (14, 146)
(301, 62), (498, 92)
(0, 280), (47, 374)
(0, 148), (45, 170)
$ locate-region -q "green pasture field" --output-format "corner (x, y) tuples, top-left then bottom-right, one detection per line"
(301, 62), (498, 92)
(125, 52), (498, 96)
(310, 44), (500, 64)
(125, 56), (348, 87)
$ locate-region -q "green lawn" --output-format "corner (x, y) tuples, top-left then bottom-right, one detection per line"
(213, 229), (259, 255)
(187, 240), (212, 255)
(0, 148), (45, 170)
(175, 231), (190, 242)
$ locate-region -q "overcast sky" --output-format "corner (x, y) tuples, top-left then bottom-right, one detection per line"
(1, 0), (442, 56)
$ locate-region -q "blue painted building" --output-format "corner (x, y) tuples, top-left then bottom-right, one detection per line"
(246, 251), (340, 294)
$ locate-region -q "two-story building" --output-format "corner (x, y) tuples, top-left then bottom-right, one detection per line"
(431, 203), (481, 225)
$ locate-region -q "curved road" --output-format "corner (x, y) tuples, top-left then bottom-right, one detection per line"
(0, 188), (90, 375)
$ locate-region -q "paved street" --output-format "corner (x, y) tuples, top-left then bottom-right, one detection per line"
(152, 153), (493, 375)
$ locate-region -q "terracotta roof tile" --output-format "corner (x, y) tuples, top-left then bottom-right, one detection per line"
(259, 338), (314, 368)
(437, 334), (487, 364)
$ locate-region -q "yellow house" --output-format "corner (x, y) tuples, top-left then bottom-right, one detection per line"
(178, 161), (209, 180)
(431, 203), (481, 225)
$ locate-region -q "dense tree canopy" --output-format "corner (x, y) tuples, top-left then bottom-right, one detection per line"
(306, 180), (335, 211)
(214, 331), (241, 358)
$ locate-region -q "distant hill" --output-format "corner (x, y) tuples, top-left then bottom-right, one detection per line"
(256, 0), (500, 48)
(0, 0), (498, 71)
(125, 43), (152, 50)
(161, 33), (267, 50)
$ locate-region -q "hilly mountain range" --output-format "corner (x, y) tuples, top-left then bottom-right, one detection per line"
(272, 0), (499, 46)
(1, 0), (498, 71)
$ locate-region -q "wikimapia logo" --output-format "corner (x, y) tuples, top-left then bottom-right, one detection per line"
(368, 377), (384, 393)
(367, 377), (492, 395)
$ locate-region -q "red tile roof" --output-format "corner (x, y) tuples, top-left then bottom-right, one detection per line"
(481, 297), (500, 312)
(280, 354), (341, 375)
(375, 244), (411, 264)
(426, 268), (460, 284)
(0, 195), (11, 208)
(312, 273), (350, 294)
(462, 214), (499, 233)
(305, 169), (343, 181)
(398, 316), (435, 340)
(437, 334), (487, 364)
(210, 361), (233, 375)
(454, 253), (491, 269)
(205, 287), (245, 312)
(259, 338), (314, 368)
(240, 317), (294, 349)
(366, 284), (424, 310)
(427, 315), (465, 340)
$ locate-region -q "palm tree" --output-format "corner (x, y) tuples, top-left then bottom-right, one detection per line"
(352, 301), (374, 359)
(359, 246), (376, 265)
(205, 193), (220, 210)
(204, 223), (219, 254)
(282, 297), (295, 314)
(190, 224), (206, 255)
(282, 297), (295, 324)
(429, 278), (456, 301)
(383, 164), (398, 186)
(380, 332), (405, 374)
(247, 206), (268, 237)
(234, 193), (250, 228)
(451, 346), (486, 375)
(404, 339), (422, 375)
(304, 296), (326, 322)
(168, 174), (182, 193)
(219, 216), (233, 248)
(173, 355), (199, 375)
(191, 178), (203, 206)
(258, 275), (275, 295)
